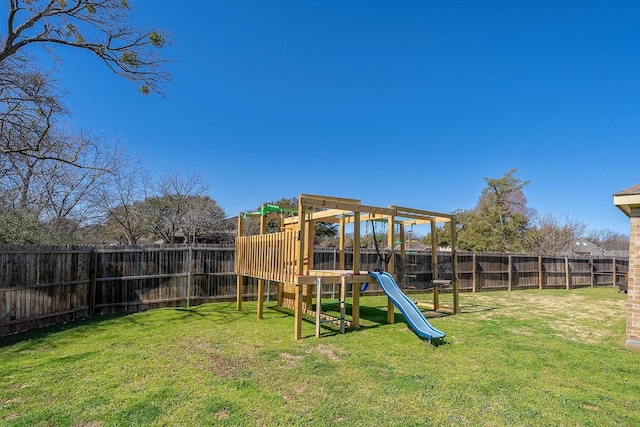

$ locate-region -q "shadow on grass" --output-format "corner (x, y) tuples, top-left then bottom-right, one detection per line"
(459, 303), (496, 314)
(0, 302), (258, 348)
(122, 302), (255, 326)
(269, 300), (455, 345)
(265, 305), (297, 319)
(0, 312), (132, 348)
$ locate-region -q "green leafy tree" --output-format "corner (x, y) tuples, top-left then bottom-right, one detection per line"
(0, 209), (39, 243)
(262, 197), (298, 234)
(456, 169), (534, 252)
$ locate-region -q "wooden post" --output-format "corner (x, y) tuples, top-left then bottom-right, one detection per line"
(236, 212), (244, 311)
(353, 212), (360, 274)
(352, 212), (360, 328)
(399, 223), (406, 270)
(294, 284), (303, 340)
(613, 257), (617, 287)
(236, 276), (243, 311)
(352, 281), (360, 329)
(257, 280), (265, 320)
(451, 215), (460, 314)
(257, 214), (267, 319)
(430, 219), (438, 281)
(297, 198), (306, 276)
(508, 255), (512, 291)
(340, 276), (346, 334)
(315, 278), (322, 338)
(433, 285), (439, 310)
(306, 219), (316, 273)
(339, 215), (346, 270)
(538, 255), (543, 290)
(430, 219), (440, 311)
(304, 220), (315, 310)
(452, 279), (460, 314)
(472, 253), (477, 293)
(89, 249), (97, 316)
(565, 256), (570, 290)
(186, 245), (193, 308)
(590, 256), (594, 287)
(387, 214), (395, 324)
(387, 215), (395, 274)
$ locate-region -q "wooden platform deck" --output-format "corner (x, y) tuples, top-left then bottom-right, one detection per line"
(295, 270), (372, 285)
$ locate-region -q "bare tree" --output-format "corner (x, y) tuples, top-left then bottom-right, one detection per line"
(98, 167), (151, 245)
(0, 127), (129, 242)
(1, 0), (170, 94)
(1, 0), (170, 168)
(181, 195), (227, 244)
(146, 171), (208, 243)
(524, 213), (586, 256)
(586, 228), (630, 255)
(0, 61), (65, 157)
(0, 2), (171, 244)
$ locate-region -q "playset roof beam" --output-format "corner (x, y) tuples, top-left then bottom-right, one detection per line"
(282, 208), (351, 224)
(299, 194), (397, 217)
(300, 199), (394, 217)
(338, 214), (431, 226)
(389, 205), (454, 222)
(299, 193), (361, 204)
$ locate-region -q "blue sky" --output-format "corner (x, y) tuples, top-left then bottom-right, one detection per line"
(36, 1), (640, 234)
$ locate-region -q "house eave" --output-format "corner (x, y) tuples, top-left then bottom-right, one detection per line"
(613, 194), (640, 217)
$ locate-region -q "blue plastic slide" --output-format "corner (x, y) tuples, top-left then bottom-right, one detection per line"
(369, 271), (445, 341)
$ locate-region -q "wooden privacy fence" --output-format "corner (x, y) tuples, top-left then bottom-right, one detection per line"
(0, 245), (242, 337)
(313, 249), (628, 292)
(0, 245), (628, 337)
(0, 245), (93, 338)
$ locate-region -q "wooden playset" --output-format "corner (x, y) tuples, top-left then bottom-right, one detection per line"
(235, 194), (459, 340)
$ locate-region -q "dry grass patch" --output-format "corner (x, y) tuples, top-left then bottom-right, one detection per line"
(279, 352), (304, 368)
(450, 289), (627, 344)
(308, 344), (348, 361)
(202, 354), (244, 379)
(214, 408), (229, 420)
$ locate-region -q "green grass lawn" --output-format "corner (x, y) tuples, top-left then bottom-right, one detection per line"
(1, 287), (638, 426)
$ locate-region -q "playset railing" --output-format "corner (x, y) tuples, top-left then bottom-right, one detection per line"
(235, 230), (298, 284)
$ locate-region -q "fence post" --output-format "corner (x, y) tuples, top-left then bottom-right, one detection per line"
(89, 249), (97, 316)
(590, 256), (594, 287)
(538, 255), (543, 290)
(508, 255), (513, 291)
(186, 245), (193, 307)
(472, 253), (477, 293)
(565, 256), (570, 290)
(612, 257), (616, 286)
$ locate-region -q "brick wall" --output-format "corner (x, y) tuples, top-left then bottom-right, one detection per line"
(627, 207), (640, 349)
